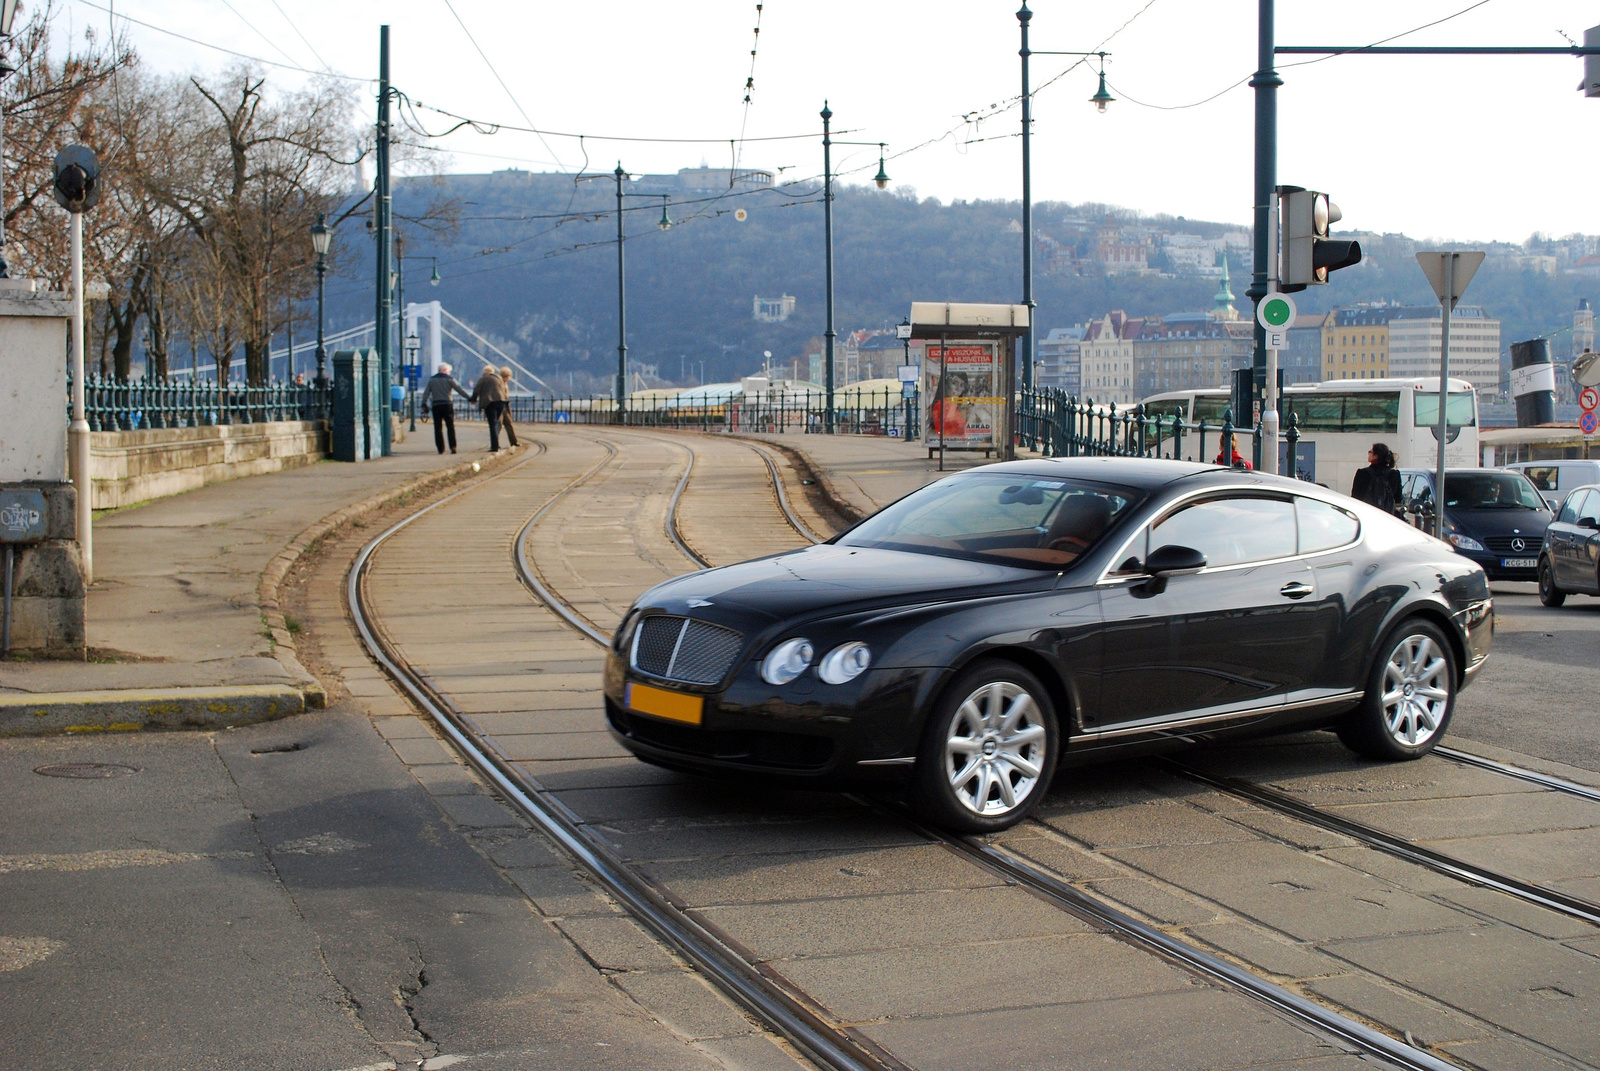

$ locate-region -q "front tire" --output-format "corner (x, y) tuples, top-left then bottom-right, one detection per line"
(1338, 618), (1457, 761)
(1538, 556), (1567, 607)
(911, 660), (1059, 833)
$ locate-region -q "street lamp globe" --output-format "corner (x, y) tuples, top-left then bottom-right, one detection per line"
(873, 144), (890, 190)
(1090, 63), (1114, 113)
(429, 262), (440, 286)
(658, 198), (672, 231)
(310, 213), (332, 257)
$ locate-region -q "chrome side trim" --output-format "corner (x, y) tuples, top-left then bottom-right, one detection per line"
(1079, 690), (1363, 741)
(856, 756), (917, 766)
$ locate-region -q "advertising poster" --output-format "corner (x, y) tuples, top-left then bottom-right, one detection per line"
(923, 340), (1000, 447)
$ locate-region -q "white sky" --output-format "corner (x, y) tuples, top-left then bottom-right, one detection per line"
(63, 0), (1600, 243)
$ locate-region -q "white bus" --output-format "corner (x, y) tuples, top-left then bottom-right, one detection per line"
(1141, 377), (1479, 495)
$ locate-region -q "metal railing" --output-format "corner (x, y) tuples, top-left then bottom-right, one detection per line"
(1015, 387), (1311, 479)
(444, 387), (922, 439)
(74, 375), (329, 432)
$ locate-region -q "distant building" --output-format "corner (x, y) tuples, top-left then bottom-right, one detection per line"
(1565, 299), (1594, 403)
(1091, 227), (1152, 275)
(1081, 308), (1253, 406)
(1322, 304), (1501, 396)
(1035, 326), (1086, 394)
(753, 294), (796, 323)
(636, 167), (774, 193)
(1284, 312), (1326, 386)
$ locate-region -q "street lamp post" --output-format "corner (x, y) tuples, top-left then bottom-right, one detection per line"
(1016, 4), (1111, 406)
(577, 165), (674, 420)
(309, 213), (331, 391)
(819, 103), (890, 434)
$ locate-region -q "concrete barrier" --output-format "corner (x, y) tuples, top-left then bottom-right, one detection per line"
(90, 421), (328, 510)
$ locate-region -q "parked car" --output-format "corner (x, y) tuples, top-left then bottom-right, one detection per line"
(1504, 459), (1600, 512)
(605, 458), (1494, 832)
(1538, 483), (1600, 606)
(1399, 468), (1552, 581)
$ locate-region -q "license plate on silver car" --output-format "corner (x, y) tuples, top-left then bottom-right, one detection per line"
(1501, 557), (1536, 569)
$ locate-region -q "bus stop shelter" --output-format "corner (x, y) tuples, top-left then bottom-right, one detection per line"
(908, 302), (1030, 468)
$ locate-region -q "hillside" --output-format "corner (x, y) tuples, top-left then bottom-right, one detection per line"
(321, 171), (1597, 393)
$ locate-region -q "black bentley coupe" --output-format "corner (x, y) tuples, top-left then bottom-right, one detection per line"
(604, 457), (1494, 832)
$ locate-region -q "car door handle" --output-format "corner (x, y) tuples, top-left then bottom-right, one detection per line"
(1279, 581), (1314, 599)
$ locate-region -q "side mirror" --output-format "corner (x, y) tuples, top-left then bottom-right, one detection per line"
(1133, 544), (1207, 597)
(1145, 543), (1207, 576)
(1579, 516), (1600, 531)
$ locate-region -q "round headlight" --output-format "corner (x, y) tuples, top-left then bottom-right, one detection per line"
(760, 638), (814, 685)
(817, 642), (871, 685)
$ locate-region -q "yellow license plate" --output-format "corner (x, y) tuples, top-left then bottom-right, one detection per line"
(625, 681), (703, 726)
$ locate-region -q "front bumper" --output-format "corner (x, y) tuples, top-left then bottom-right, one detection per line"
(603, 648), (933, 784)
(1452, 546), (1537, 581)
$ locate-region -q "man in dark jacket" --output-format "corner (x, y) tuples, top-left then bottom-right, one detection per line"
(1351, 442), (1403, 514)
(418, 363), (470, 454)
(469, 364), (509, 452)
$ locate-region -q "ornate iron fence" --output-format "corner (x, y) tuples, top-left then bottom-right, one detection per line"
(73, 375), (329, 432)
(447, 387), (922, 439)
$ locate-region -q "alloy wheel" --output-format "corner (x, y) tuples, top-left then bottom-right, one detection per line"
(943, 680), (1047, 817)
(1379, 634), (1451, 748)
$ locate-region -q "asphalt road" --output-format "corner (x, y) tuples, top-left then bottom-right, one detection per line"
(1452, 581), (1600, 775)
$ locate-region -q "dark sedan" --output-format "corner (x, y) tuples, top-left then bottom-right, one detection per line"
(1399, 468), (1552, 581)
(604, 458), (1494, 832)
(1539, 482), (1600, 606)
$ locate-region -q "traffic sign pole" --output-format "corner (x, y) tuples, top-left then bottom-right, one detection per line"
(1256, 290), (1297, 475)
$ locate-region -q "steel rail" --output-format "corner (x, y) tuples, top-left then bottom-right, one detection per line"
(926, 822), (1464, 1071)
(644, 437), (1462, 1071)
(349, 437), (896, 1071)
(741, 441), (828, 545)
(1435, 746), (1600, 804)
(662, 439), (712, 569)
(1164, 760), (1600, 928)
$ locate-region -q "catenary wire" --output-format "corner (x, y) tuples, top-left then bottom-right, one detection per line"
(216, 0), (304, 68)
(439, 0), (567, 171)
(70, 0), (367, 80)
(266, 0), (333, 73)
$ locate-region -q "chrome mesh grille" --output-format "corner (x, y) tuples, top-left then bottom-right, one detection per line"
(631, 615), (744, 685)
(1483, 535), (1535, 554)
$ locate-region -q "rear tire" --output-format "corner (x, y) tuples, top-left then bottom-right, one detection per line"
(1337, 618), (1457, 761)
(911, 660), (1059, 834)
(1538, 557), (1567, 608)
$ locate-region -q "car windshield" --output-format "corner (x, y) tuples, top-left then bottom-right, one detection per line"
(837, 473), (1140, 568)
(1443, 472), (1546, 510)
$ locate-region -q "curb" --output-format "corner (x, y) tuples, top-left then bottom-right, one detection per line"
(0, 684), (305, 736)
(258, 444), (528, 708)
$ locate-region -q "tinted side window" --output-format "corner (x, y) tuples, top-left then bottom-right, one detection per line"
(1297, 498), (1360, 553)
(1557, 489), (1585, 525)
(1150, 497), (1296, 569)
(1524, 465), (1559, 492)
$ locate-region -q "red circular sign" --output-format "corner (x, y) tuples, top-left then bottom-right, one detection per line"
(1581, 386), (1599, 412)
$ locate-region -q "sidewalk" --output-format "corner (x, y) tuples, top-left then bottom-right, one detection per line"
(0, 429), (509, 733)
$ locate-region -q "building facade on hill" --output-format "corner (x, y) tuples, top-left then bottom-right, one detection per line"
(1285, 313), (1326, 386)
(1322, 304), (1502, 396)
(1036, 326), (1086, 394)
(753, 294), (796, 322)
(1080, 308), (1254, 406)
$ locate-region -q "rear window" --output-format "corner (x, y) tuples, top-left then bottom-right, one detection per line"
(838, 473), (1141, 569)
(1414, 391), (1477, 428)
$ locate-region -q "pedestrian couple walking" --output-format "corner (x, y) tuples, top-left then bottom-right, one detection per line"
(417, 363), (518, 454)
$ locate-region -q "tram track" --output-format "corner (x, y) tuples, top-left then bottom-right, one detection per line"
(494, 430), (1462, 1071)
(341, 425), (1600, 1071)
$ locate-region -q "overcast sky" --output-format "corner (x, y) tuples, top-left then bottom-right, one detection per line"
(63, 0), (1600, 243)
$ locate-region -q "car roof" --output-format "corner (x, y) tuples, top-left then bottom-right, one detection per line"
(953, 456), (1348, 497)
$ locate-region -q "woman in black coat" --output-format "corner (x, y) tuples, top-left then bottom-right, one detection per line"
(1351, 442), (1403, 514)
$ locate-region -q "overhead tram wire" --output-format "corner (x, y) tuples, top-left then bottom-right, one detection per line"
(216, 0), (305, 69)
(1100, 0), (1498, 112)
(266, 0), (334, 73)
(405, 99), (855, 144)
(734, 2), (765, 169)
(70, 0), (368, 81)
(439, 0), (567, 171)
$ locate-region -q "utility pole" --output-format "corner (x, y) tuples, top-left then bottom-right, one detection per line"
(1018, 4), (1034, 394)
(1248, 0), (1280, 461)
(614, 163), (627, 418)
(374, 25), (393, 456)
(821, 102), (836, 433)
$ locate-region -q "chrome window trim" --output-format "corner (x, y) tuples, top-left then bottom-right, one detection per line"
(1095, 483), (1363, 586)
(1077, 690), (1364, 741)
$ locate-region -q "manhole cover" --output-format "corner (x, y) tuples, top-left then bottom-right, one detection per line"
(33, 763), (140, 779)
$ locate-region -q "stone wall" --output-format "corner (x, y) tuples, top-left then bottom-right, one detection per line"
(90, 421), (329, 510)
(2, 482), (84, 658)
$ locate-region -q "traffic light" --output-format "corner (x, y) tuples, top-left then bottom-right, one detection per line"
(1280, 187), (1361, 291)
(52, 145), (101, 214)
